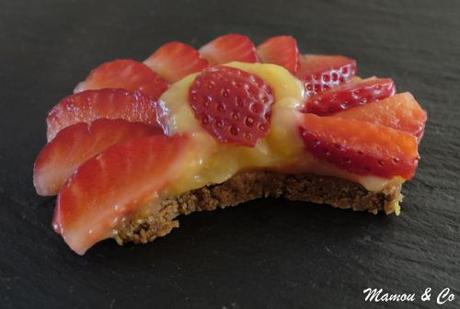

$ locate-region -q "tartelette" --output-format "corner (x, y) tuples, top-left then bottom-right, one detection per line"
(33, 34), (427, 254)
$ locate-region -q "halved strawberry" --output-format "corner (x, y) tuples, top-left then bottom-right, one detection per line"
(34, 119), (161, 196)
(143, 41), (209, 82)
(257, 35), (299, 74)
(299, 114), (419, 179)
(334, 92), (427, 141)
(53, 134), (191, 255)
(74, 59), (168, 100)
(199, 34), (258, 65)
(189, 66), (274, 146)
(296, 55), (357, 96)
(47, 89), (162, 141)
(302, 78), (395, 115)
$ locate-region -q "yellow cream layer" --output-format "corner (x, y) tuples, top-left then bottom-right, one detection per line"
(158, 62), (403, 197)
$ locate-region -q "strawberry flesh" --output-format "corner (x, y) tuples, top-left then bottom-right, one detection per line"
(257, 35), (299, 74)
(189, 66), (274, 146)
(47, 89), (162, 141)
(334, 92), (427, 141)
(303, 78), (395, 115)
(299, 113), (419, 179)
(297, 55), (357, 96)
(144, 41), (209, 82)
(74, 59), (168, 100)
(53, 134), (190, 255)
(34, 119), (162, 196)
(199, 34), (258, 64)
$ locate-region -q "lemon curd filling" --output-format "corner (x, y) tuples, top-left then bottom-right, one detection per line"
(158, 62), (404, 198)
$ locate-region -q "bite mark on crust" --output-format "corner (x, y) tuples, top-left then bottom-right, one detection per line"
(114, 171), (402, 245)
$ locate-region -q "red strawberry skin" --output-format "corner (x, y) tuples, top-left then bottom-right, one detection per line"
(334, 92), (427, 141)
(53, 134), (190, 255)
(74, 59), (168, 100)
(257, 35), (299, 74)
(189, 66), (274, 146)
(199, 34), (258, 65)
(299, 113), (419, 179)
(47, 89), (162, 141)
(297, 55), (357, 96)
(144, 41), (209, 82)
(303, 78), (395, 115)
(34, 119), (162, 196)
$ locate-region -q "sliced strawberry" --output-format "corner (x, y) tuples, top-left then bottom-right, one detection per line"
(53, 134), (191, 255)
(296, 55), (357, 96)
(34, 119), (161, 196)
(302, 78), (395, 115)
(199, 34), (258, 65)
(257, 35), (299, 74)
(189, 66), (274, 146)
(74, 59), (168, 100)
(299, 114), (419, 179)
(47, 89), (162, 141)
(143, 41), (209, 82)
(334, 92), (427, 141)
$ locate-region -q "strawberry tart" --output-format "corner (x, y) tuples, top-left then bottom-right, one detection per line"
(33, 34), (427, 254)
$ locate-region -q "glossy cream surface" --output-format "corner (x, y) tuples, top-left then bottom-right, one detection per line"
(158, 62), (403, 196)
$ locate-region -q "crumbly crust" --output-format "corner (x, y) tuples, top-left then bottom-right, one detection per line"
(114, 171), (402, 245)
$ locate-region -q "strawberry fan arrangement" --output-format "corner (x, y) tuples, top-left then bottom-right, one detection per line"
(33, 34), (426, 254)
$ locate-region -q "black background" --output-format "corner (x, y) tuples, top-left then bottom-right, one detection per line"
(1, 0), (459, 308)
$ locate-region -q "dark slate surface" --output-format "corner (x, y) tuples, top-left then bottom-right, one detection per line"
(0, 0), (459, 308)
